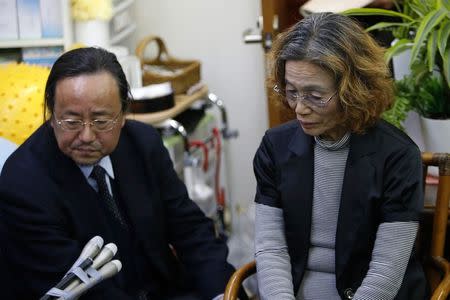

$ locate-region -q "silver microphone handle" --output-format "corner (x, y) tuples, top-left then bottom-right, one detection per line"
(68, 236), (104, 272)
(63, 243), (118, 292)
(62, 260), (122, 300)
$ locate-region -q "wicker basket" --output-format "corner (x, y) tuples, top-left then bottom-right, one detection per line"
(135, 36), (201, 95)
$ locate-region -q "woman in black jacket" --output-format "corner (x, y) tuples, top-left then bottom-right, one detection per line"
(254, 12), (427, 300)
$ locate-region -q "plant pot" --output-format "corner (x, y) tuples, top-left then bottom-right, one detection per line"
(420, 116), (450, 176)
(74, 20), (110, 48)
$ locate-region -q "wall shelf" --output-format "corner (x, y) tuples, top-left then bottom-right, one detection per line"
(127, 85), (209, 125)
(109, 0), (136, 45)
(0, 39), (65, 49)
(112, 0), (135, 16)
(0, 0), (72, 52)
(110, 23), (136, 45)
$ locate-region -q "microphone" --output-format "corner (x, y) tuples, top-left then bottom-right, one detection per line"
(61, 260), (122, 300)
(92, 243), (118, 269)
(68, 236), (104, 271)
(40, 236), (104, 300)
(63, 243), (118, 292)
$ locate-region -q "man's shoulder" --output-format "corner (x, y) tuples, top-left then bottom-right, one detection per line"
(121, 120), (164, 153)
(2, 124), (52, 170)
(0, 125), (56, 195)
(123, 120), (159, 139)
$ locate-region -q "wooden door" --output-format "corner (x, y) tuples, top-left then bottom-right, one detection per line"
(261, 0), (306, 127)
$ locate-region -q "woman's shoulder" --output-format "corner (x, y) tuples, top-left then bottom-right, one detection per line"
(257, 120), (313, 162)
(264, 120), (300, 140)
(371, 120), (419, 150)
(360, 120), (421, 165)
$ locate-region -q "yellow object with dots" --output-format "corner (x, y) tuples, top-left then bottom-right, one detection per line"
(0, 63), (50, 145)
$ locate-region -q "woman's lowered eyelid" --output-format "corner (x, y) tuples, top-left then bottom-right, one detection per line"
(285, 88), (324, 99)
(286, 79), (323, 88)
(285, 83), (328, 96)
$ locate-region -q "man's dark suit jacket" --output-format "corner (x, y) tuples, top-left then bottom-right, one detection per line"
(254, 119), (428, 299)
(0, 120), (237, 299)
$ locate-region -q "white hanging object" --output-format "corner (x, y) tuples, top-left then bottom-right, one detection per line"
(74, 20), (110, 48)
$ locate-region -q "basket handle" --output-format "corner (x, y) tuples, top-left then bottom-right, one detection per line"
(135, 35), (172, 63)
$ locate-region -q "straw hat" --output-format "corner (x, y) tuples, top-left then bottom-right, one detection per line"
(300, 0), (373, 16)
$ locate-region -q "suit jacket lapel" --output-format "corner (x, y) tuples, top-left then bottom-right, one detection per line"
(110, 134), (155, 241)
(110, 131), (171, 280)
(283, 126), (314, 286)
(335, 131), (376, 283)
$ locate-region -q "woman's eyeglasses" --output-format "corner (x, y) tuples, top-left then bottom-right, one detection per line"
(274, 85), (337, 108)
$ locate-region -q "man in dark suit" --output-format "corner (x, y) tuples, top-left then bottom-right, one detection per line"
(0, 47), (244, 299)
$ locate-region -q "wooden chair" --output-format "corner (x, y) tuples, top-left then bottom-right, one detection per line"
(224, 152), (450, 300)
(421, 152), (450, 299)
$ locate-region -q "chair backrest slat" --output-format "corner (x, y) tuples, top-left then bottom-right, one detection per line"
(422, 152), (450, 258)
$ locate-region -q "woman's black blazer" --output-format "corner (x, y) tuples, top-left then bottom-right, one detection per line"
(253, 120), (427, 299)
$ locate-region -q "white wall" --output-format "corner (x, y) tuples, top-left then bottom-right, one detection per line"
(128, 0), (268, 234)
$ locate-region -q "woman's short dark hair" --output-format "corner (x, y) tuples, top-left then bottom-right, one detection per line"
(44, 47), (131, 120)
(269, 12), (394, 133)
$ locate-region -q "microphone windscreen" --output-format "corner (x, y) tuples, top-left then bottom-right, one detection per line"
(92, 243), (117, 269)
(79, 236), (104, 259)
(101, 260), (122, 278)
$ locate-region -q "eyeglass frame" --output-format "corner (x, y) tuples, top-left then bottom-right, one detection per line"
(273, 84), (337, 108)
(53, 112), (122, 132)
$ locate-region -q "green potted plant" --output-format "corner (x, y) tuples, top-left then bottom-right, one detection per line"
(343, 0), (450, 150)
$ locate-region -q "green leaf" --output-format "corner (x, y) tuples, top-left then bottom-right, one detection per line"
(366, 22), (414, 32)
(409, 3), (426, 17)
(424, 0), (438, 12)
(385, 39), (413, 63)
(427, 31), (438, 72)
(443, 47), (450, 88)
(441, 0), (450, 11)
(342, 8), (415, 22)
(409, 8), (448, 67)
(410, 63), (430, 83)
(405, 72), (450, 118)
(438, 20), (450, 57)
(382, 95), (411, 130)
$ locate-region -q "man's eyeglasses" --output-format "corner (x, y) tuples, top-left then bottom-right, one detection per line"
(274, 85), (337, 108)
(54, 113), (122, 132)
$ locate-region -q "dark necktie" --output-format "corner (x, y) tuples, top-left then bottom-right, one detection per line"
(90, 165), (128, 228)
